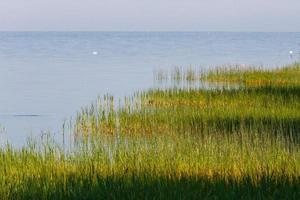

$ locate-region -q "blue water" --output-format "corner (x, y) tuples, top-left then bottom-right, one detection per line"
(0, 32), (299, 147)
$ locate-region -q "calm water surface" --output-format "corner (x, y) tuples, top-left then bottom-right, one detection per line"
(0, 32), (299, 147)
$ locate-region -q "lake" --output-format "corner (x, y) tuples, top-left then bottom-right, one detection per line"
(0, 32), (299, 147)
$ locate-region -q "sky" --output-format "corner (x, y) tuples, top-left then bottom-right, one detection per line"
(0, 0), (300, 32)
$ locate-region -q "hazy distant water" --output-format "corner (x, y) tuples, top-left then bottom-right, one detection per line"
(0, 32), (299, 147)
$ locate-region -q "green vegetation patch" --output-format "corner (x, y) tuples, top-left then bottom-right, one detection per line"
(1, 63), (300, 199)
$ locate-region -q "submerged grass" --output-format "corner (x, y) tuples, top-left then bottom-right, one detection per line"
(1, 63), (300, 199)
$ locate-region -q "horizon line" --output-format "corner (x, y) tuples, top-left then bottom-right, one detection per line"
(0, 30), (300, 33)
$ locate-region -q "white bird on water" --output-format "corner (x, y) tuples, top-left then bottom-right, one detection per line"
(92, 51), (98, 55)
(289, 50), (293, 58)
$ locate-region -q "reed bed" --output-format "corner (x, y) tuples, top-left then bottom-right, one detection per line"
(1, 132), (300, 199)
(155, 63), (300, 87)
(1, 63), (300, 199)
(76, 84), (300, 139)
(204, 63), (300, 87)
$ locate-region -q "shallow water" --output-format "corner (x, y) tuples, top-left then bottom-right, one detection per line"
(0, 32), (299, 147)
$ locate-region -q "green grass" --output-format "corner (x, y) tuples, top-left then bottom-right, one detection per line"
(1, 63), (300, 199)
(76, 85), (300, 140)
(1, 133), (300, 199)
(155, 63), (300, 87)
(204, 63), (300, 87)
